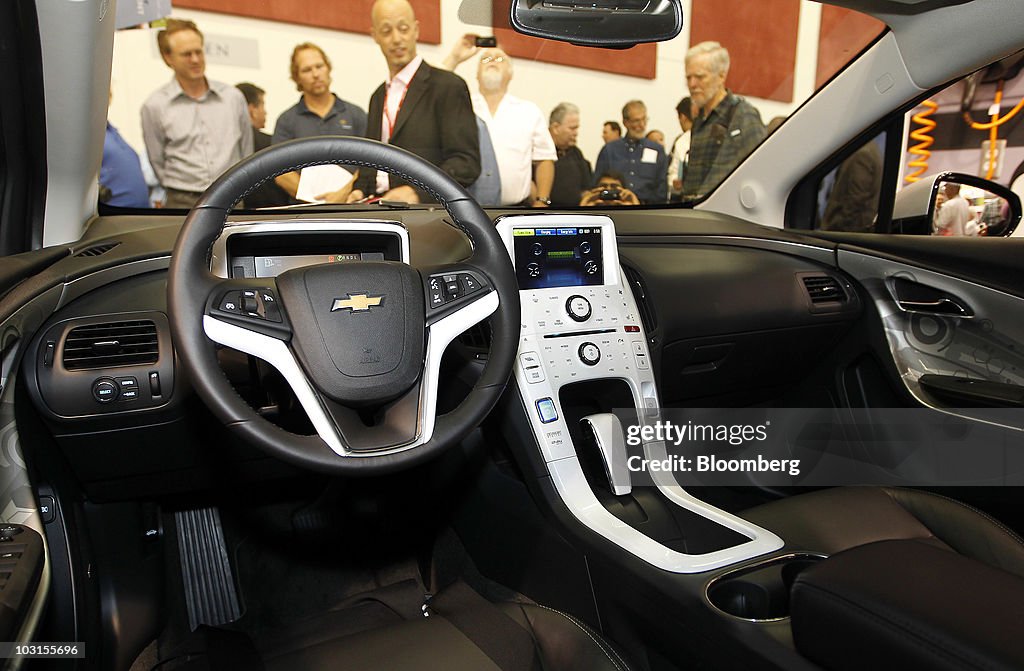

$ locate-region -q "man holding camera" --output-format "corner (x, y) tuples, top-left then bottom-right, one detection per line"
(444, 36), (556, 207)
(680, 41), (766, 201)
(580, 172), (640, 206)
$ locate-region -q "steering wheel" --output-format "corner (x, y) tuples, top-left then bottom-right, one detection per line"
(168, 137), (521, 475)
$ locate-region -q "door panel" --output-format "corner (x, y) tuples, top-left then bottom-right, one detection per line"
(836, 241), (1024, 430)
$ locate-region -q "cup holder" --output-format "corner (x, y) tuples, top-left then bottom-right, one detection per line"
(706, 553), (825, 622)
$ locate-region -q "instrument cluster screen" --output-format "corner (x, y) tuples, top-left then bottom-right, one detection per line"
(512, 227), (604, 289)
(253, 251), (384, 278)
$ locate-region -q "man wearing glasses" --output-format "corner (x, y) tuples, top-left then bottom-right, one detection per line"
(593, 100), (668, 204)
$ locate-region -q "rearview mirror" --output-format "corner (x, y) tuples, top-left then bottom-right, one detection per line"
(509, 0), (683, 48)
(891, 172), (1021, 237)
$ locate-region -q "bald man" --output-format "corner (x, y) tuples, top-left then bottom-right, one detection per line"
(350, 0), (480, 203)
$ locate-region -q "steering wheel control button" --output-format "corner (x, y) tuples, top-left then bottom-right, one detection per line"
(219, 287), (283, 323)
(260, 289), (282, 322)
(426, 272), (489, 312)
(536, 398), (558, 424)
(578, 342), (601, 366)
(91, 378), (119, 403)
(428, 277), (445, 308)
(520, 351), (545, 383)
(460, 273), (481, 294)
(443, 274), (463, 299)
(241, 290), (260, 314)
(219, 291), (242, 313)
(566, 295), (592, 322)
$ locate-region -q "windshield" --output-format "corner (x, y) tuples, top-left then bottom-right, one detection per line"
(103, 1), (883, 211)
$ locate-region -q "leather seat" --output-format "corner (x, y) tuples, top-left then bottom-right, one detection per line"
(254, 580), (630, 671)
(742, 486), (1024, 578)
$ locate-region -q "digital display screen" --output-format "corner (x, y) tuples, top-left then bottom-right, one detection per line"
(253, 252), (384, 278)
(512, 227), (603, 289)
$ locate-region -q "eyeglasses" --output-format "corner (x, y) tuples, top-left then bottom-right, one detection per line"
(481, 55), (506, 64)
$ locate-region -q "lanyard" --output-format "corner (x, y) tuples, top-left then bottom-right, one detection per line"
(382, 82), (409, 142)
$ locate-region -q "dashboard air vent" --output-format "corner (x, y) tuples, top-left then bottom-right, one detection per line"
(62, 320), (159, 370)
(75, 242), (121, 257)
(622, 265), (657, 334)
(802, 275), (846, 304)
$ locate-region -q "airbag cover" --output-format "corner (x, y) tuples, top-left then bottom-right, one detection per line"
(276, 262), (425, 404)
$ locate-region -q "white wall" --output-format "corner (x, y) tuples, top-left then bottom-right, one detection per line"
(108, 0), (826, 168)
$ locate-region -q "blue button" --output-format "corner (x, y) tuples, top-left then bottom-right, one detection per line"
(536, 398), (558, 424)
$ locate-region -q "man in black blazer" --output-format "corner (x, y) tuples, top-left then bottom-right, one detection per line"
(350, 0), (480, 204)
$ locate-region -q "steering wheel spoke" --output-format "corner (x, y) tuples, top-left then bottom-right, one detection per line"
(206, 278), (291, 340)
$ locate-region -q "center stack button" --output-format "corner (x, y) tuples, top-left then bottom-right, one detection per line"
(566, 295), (592, 322)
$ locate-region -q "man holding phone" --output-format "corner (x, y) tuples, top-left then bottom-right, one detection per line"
(443, 35), (557, 207)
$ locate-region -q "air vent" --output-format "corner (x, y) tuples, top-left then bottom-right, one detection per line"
(802, 275), (846, 304)
(622, 265), (657, 334)
(75, 242), (120, 257)
(62, 320), (159, 370)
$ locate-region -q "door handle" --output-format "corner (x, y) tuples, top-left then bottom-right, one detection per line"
(895, 297), (971, 316)
(888, 277), (974, 318)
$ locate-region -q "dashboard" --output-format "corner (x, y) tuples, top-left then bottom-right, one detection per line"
(13, 209), (861, 503)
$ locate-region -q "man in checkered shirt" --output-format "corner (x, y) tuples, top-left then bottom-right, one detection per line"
(680, 42), (766, 201)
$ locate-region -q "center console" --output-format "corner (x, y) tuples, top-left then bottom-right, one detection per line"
(497, 214), (782, 572)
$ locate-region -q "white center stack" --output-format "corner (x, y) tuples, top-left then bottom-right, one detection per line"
(497, 214), (783, 573)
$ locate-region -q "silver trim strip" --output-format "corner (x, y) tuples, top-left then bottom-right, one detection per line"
(548, 453), (782, 573)
(705, 552), (828, 623)
(210, 219), (412, 277)
(58, 257), (171, 309)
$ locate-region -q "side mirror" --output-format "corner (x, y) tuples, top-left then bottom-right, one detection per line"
(509, 0), (683, 48)
(892, 172), (1021, 236)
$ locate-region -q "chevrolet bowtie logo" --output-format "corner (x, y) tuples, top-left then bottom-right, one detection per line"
(331, 293), (384, 313)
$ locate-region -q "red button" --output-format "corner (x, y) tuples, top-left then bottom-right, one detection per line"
(624, 325), (640, 333)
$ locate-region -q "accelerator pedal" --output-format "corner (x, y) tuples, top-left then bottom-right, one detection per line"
(175, 508), (242, 630)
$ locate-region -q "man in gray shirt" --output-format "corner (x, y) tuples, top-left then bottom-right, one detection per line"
(141, 19), (253, 209)
(271, 42), (367, 202)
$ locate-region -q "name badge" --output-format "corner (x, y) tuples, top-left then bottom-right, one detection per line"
(641, 147), (658, 164)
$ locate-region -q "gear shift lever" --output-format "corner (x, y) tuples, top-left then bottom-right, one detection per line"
(580, 413), (631, 496)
